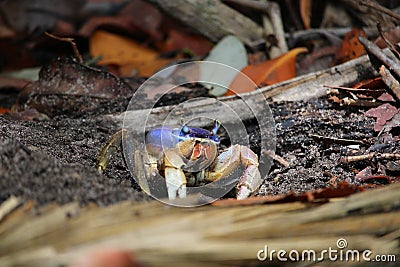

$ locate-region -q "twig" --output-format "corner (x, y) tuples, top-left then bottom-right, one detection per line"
(379, 65), (400, 101)
(377, 22), (400, 60)
(265, 150), (290, 167)
(324, 85), (385, 94)
(310, 134), (365, 145)
(359, 35), (400, 78)
(44, 32), (83, 63)
(359, 0), (400, 22)
(341, 152), (400, 163)
(286, 27), (379, 45)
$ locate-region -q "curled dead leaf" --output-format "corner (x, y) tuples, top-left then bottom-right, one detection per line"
(365, 103), (399, 131)
(89, 30), (173, 77)
(226, 47), (308, 96)
(15, 57), (133, 117)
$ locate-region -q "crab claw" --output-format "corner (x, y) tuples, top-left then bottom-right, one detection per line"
(237, 165), (261, 199)
(204, 144), (262, 199)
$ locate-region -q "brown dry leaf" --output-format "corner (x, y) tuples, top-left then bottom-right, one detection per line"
(0, 107), (10, 114)
(335, 28), (366, 64)
(365, 103), (399, 131)
(212, 181), (363, 207)
(80, 0), (163, 41)
(89, 30), (172, 77)
(377, 93), (396, 102)
(155, 28), (212, 56)
(226, 47), (308, 96)
(15, 57), (133, 117)
(353, 77), (385, 90)
(299, 0), (312, 29)
(328, 95), (341, 104)
(0, 0), (84, 33)
(375, 26), (400, 51)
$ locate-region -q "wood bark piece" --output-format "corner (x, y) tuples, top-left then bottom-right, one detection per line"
(145, 0), (264, 46)
(109, 53), (376, 132)
(223, 0), (288, 56)
(0, 183), (399, 266)
(0, 196), (21, 222)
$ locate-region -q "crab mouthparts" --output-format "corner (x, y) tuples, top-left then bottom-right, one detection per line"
(183, 142), (215, 171)
(192, 142), (211, 160)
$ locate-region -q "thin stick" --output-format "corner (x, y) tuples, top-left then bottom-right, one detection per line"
(359, 0), (400, 22)
(265, 150), (290, 167)
(310, 134), (365, 145)
(379, 65), (400, 101)
(44, 32), (83, 63)
(324, 85), (385, 94)
(341, 152), (400, 163)
(377, 22), (400, 60)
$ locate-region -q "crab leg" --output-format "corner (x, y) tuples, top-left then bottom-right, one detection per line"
(164, 149), (187, 199)
(205, 144), (262, 199)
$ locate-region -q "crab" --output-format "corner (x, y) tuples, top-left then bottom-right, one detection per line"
(97, 121), (262, 200)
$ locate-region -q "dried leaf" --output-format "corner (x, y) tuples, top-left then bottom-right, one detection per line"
(155, 28), (212, 56)
(0, 0), (85, 33)
(0, 107), (10, 114)
(15, 57), (133, 117)
(212, 181), (363, 207)
(375, 26), (400, 49)
(80, 0), (163, 41)
(335, 28), (366, 64)
(365, 103), (399, 131)
(227, 47), (308, 96)
(377, 93), (396, 102)
(353, 77), (385, 90)
(355, 166), (373, 179)
(201, 35), (248, 96)
(89, 30), (172, 77)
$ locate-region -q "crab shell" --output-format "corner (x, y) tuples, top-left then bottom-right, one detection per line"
(143, 125), (262, 200)
(145, 126), (219, 169)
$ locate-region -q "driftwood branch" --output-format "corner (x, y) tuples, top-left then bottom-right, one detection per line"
(0, 183), (399, 266)
(145, 0), (264, 46)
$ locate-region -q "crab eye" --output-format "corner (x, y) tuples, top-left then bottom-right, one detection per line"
(182, 125), (190, 134)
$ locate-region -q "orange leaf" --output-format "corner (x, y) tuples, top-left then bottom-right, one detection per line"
(226, 47), (308, 96)
(89, 30), (172, 77)
(353, 77), (384, 90)
(335, 28), (366, 64)
(0, 107), (10, 114)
